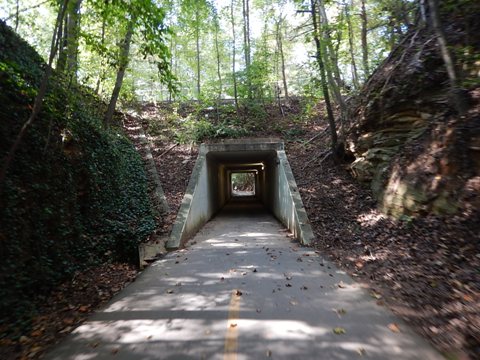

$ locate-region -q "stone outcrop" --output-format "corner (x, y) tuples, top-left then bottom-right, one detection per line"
(346, 3), (480, 217)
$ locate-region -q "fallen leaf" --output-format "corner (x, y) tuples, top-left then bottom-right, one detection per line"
(78, 305), (89, 313)
(29, 346), (43, 355)
(230, 323), (237, 328)
(333, 327), (346, 335)
(31, 329), (43, 337)
(166, 289), (174, 294)
(60, 326), (73, 334)
(63, 318), (75, 325)
(388, 323), (400, 333)
(357, 347), (366, 356)
(337, 281), (347, 288)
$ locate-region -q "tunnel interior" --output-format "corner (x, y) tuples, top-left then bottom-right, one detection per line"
(206, 150), (277, 213)
(167, 141), (314, 249)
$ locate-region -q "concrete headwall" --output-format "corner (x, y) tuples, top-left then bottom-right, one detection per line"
(166, 140), (314, 249)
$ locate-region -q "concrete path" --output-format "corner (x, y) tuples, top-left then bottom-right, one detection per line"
(46, 200), (441, 360)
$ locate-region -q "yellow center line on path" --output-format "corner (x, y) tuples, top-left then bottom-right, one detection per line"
(224, 289), (241, 360)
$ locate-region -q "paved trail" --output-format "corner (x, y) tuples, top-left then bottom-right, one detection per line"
(46, 200), (440, 359)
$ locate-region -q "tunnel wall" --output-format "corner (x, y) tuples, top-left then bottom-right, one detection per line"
(166, 140), (314, 249)
(271, 150), (315, 245)
(167, 149), (212, 248)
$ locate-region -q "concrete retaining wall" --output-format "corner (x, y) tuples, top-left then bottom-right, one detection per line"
(271, 150), (315, 245)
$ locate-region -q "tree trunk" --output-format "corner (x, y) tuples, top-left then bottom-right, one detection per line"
(360, 0), (369, 78)
(0, 0), (69, 186)
(231, 0), (239, 114)
(214, 14), (222, 121)
(195, 10), (201, 100)
(276, 19), (289, 101)
(345, 2), (360, 89)
(104, 20), (134, 128)
(65, 0), (82, 82)
(95, 15), (106, 94)
(242, 0), (252, 99)
(427, 0), (468, 114)
(168, 36), (175, 102)
(56, 7), (68, 73)
(317, 0), (347, 140)
(15, 0), (19, 32)
(317, 1), (343, 92)
(310, 0), (337, 152)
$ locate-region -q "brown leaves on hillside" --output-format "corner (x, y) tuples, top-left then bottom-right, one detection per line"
(0, 264), (137, 360)
(286, 126), (480, 359)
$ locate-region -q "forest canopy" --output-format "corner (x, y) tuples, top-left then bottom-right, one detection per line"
(0, 0), (417, 106)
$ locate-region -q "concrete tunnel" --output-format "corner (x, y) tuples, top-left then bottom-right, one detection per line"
(166, 139), (315, 249)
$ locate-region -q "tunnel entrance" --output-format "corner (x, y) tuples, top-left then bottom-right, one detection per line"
(167, 139), (314, 249)
(231, 171), (256, 197)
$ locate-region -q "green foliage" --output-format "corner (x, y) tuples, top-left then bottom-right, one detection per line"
(231, 172), (255, 191)
(174, 115), (249, 144)
(0, 22), (154, 337)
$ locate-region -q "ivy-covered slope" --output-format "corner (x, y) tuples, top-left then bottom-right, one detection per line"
(0, 21), (155, 334)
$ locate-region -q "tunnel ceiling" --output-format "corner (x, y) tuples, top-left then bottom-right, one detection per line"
(206, 150), (277, 165)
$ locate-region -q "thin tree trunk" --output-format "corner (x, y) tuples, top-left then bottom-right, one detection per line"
(317, 1), (343, 92)
(104, 20), (134, 128)
(95, 15), (106, 94)
(242, 0), (251, 99)
(427, 0), (468, 114)
(276, 19), (289, 101)
(168, 36), (175, 102)
(15, 0), (19, 31)
(56, 4), (69, 73)
(360, 0), (369, 78)
(0, 0), (69, 186)
(310, 0), (337, 152)
(195, 10), (201, 100)
(231, 0), (239, 114)
(345, 2), (359, 89)
(317, 0), (347, 140)
(214, 14), (222, 121)
(66, 0), (82, 82)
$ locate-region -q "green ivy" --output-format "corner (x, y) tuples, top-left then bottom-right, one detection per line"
(0, 22), (155, 338)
